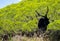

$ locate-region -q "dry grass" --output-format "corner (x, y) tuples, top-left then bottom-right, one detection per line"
(11, 35), (50, 41)
(1, 30), (60, 41)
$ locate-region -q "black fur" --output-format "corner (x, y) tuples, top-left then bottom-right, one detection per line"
(35, 7), (50, 32)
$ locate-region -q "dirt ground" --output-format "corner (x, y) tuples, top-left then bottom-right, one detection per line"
(11, 35), (50, 41)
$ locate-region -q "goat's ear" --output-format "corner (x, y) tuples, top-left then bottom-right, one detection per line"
(50, 20), (54, 22)
(51, 20), (54, 22)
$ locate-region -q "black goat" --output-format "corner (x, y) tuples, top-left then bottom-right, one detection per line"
(35, 7), (50, 32)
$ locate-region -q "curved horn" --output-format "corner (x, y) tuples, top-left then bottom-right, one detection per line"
(35, 10), (44, 17)
(45, 6), (49, 17)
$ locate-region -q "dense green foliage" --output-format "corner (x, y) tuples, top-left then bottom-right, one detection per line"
(0, 0), (60, 34)
(48, 20), (60, 30)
